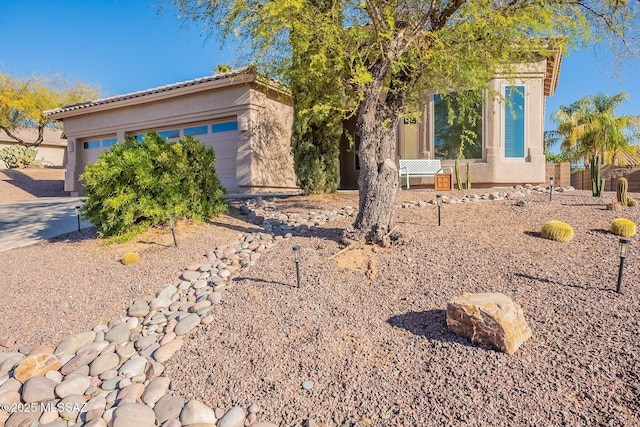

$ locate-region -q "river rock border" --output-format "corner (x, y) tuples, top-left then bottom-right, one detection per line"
(0, 200), (356, 427)
(0, 187), (570, 427)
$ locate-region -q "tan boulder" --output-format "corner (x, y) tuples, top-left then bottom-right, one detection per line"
(13, 353), (61, 383)
(446, 292), (532, 355)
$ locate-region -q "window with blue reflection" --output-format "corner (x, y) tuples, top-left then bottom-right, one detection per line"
(184, 125), (208, 136)
(505, 86), (525, 158)
(102, 138), (117, 147)
(212, 121), (238, 133)
(83, 140), (100, 149)
(158, 129), (180, 139)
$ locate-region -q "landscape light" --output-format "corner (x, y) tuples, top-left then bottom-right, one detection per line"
(75, 206), (81, 232)
(169, 216), (178, 248)
(292, 245), (301, 288)
(436, 194), (442, 226)
(617, 237), (631, 293)
(549, 177), (555, 202)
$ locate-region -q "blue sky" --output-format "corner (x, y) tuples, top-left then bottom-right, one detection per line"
(1, 0), (638, 149)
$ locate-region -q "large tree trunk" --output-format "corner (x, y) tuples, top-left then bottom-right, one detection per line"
(343, 60), (406, 246)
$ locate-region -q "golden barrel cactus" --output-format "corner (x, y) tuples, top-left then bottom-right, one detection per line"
(541, 221), (574, 242)
(121, 252), (141, 265)
(611, 218), (637, 237)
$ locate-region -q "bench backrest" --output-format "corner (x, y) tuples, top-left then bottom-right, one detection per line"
(399, 159), (443, 174)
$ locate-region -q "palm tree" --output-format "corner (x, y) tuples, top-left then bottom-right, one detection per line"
(551, 92), (640, 165)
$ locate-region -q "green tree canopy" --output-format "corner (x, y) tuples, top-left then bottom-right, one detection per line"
(550, 92), (640, 165)
(0, 73), (99, 147)
(173, 0), (639, 244)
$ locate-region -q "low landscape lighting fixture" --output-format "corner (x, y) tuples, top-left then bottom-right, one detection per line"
(549, 177), (555, 202)
(436, 194), (442, 226)
(292, 245), (301, 288)
(616, 237), (631, 293)
(75, 206), (81, 232)
(169, 216), (178, 248)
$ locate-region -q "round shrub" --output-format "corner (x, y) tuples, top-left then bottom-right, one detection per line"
(121, 252), (141, 265)
(81, 132), (227, 239)
(611, 218), (636, 237)
(541, 221), (574, 242)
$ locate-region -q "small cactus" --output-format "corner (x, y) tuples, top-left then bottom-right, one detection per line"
(121, 252), (141, 265)
(616, 177), (637, 207)
(455, 159), (462, 190)
(590, 155), (604, 197)
(541, 221), (574, 242)
(516, 199), (529, 207)
(466, 161), (471, 190)
(611, 218), (637, 237)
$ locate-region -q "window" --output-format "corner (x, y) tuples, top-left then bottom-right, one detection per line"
(504, 86), (525, 158)
(212, 121), (238, 133)
(83, 140), (100, 149)
(184, 125), (208, 136)
(157, 129), (180, 139)
(102, 138), (117, 147)
(433, 91), (483, 160)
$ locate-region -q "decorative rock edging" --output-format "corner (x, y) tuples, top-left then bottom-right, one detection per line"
(397, 184), (576, 208)
(0, 199), (356, 427)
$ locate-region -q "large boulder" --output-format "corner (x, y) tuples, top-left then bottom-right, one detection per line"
(446, 293), (532, 355)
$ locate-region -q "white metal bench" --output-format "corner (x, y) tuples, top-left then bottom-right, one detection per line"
(398, 159), (453, 190)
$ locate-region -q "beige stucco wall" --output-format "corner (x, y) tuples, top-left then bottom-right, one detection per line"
(0, 128), (66, 169)
(55, 79), (296, 195)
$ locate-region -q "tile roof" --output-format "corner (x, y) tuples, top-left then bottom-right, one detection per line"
(45, 66), (255, 116)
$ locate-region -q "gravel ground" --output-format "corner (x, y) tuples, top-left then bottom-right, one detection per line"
(2, 174), (640, 426)
(0, 168), (68, 202)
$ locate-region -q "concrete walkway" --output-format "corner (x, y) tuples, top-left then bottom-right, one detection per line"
(0, 197), (92, 252)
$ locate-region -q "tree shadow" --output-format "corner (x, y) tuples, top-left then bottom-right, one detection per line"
(234, 276), (295, 289)
(387, 309), (481, 349)
(513, 272), (614, 293)
(2, 169), (68, 198)
(524, 231), (541, 238)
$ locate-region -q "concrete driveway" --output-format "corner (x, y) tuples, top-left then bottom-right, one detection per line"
(0, 197), (93, 252)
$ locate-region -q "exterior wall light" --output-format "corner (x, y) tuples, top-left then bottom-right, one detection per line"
(169, 216), (178, 248)
(617, 237), (631, 293)
(292, 245), (301, 288)
(549, 177), (555, 202)
(436, 194), (442, 226)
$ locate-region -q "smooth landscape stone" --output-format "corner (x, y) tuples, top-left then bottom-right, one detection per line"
(446, 292), (533, 355)
(89, 353), (120, 376)
(154, 395), (186, 424)
(127, 302), (150, 317)
(252, 423), (278, 427)
(181, 270), (201, 282)
(140, 342), (161, 358)
(22, 376), (58, 403)
(217, 406), (246, 427)
(189, 300), (211, 313)
(55, 374), (91, 398)
(76, 340), (110, 355)
(174, 313), (201, 335)
(161, 419), (182, 427)
(118, 356), (147, 378)
(134, 335), (158, 350)
(116, 342), (136, 362)
(159, 332), (176, 346)
(26, 344), (54, 357)
(61, 349), (100, 375)
(144, 361), (164, 379)
(101, 377), (121, 391)
(0, 377), (22, 394)
(153, 339), (183, 363)
(13, 353), (61, 383)
(100, 369), (118, 380)
(117, 383), (145, 404)
(0, 353), (25, 376)
(112, 403), (156, 427)
(157, 284), (178, 299)
(151, 297), (172, 309)
(180, 400), (217, 425)
(55, 331), (97, 357)
(141, 377), (171, 405)
(4, 410), (42, 427)
(38, 406), (61, 424)
(302, 381), (314, 390)
(84, 418), (108, 427)
(58, 394), (87, 422)
(105, 323), (131, 343)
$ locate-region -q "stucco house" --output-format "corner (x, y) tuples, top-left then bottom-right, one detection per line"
(45, 67), (297, 195)
(339, 48), (563, 189)
(0, 128), (67, 169)
(47, 51), (561, 194)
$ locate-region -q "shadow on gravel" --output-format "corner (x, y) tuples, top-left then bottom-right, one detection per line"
(3, 169), (67, 198)
(387, 310), (478, 349)
(514, 272), (614, 293)
(523, 231), (541, 238)
(234, 276), (295, 289)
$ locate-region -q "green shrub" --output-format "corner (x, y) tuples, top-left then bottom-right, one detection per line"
(0, 145), (40, 168)
(81, 132), (227, 239)
(541, 220), (574, 242)
(611, 218), (636, 237)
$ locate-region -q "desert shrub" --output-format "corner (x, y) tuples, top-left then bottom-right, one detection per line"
(541, 220), (574, 242)
(611, 218), (637, 237)
(121, 252), (141, 265)
(81, 132), (227, 239)
(0, 145), (40, 168)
